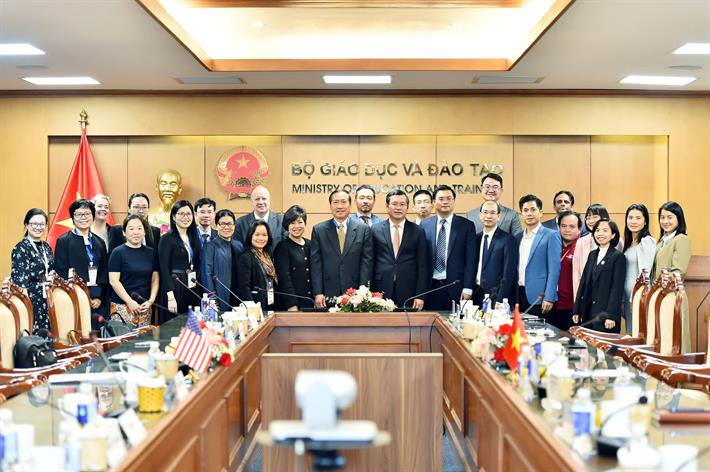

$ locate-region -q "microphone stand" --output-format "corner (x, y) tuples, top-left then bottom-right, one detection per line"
(212, 276), (249, 311)
(189, 276), (233, 313)
(253, 285), (319, 310)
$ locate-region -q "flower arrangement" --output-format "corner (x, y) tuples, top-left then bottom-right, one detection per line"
(329, 285), (396, 313)
(198, 320), (235, 368)
(470, 319), (513, 363)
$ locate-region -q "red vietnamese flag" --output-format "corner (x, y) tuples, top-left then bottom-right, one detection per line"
(47, 127), (114, 250)
(502, 304), (529, 370)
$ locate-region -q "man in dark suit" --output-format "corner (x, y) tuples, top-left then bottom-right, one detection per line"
(542, 190), (588, 236)
(421, 185), (477, 310)
(235, 185), (286, 247)
(349, 184), (383, 227)
(311, 189), (373, 308)
(474, 200), (518, 306)
(194, 197), (218, 251)
(371, 189), (429, 309)
(108, 192), (161, 254)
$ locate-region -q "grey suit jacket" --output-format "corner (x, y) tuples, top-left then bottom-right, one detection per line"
(310, 218), (373, 298)
(466, 204), (522, 235)
(235, 212), (286, 248)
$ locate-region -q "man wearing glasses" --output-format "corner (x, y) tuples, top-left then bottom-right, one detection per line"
(466, 173), (522, 236)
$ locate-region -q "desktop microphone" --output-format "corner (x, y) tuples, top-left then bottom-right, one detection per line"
(211, 276), (248, 310)
(171, 274), (203, 301)
(452, 285), (484, 318)
(252, 285), (317, 308)
(574, 313), (608, 329)
(595, 395), (648, 457)
(401, 279), (460, 310)
(131, 292), (178, 316)
(521, 293), (545, 316)
(188, 276), (233, 310)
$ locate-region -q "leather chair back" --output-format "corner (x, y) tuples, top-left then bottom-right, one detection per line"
(47, 274), (79, 342)
(6, 280), (34, 335)
(69, 273), (92, 337)
(0, 294), (20, 369)
(656, 283), (684, 355)
(630, 271), (650, 338)
(644, 278), (664, 345)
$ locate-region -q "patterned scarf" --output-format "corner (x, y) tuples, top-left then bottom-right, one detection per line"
(253, 248), (278, 284)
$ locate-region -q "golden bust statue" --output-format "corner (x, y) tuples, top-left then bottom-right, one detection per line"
(148, 168), (183, 233)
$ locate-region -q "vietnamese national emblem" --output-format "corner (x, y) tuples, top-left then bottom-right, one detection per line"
(216, 147), (269, 199)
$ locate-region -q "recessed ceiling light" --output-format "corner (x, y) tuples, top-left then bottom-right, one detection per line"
(22, 76), (100, 85)
(0, 43), (45, 55)
(252, 21), (265, 29)
(620, 75), (696, 86)
(673, 43), (710, 55)
(323, 75), (391, 85)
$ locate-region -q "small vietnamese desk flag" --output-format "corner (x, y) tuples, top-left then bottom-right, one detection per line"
(47, 123), (114, 250)
(503, 304), (529, 370)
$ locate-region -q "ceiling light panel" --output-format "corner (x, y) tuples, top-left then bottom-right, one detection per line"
(0, 43), (45, 55)
(620, 75), (696, 86)
(22, 76), (100, 85)
(323, 75), (391, 84)
(673, 43), (710, 55)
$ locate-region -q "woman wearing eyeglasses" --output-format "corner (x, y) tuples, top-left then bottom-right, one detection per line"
(11, 208), (55, 332)
(55, 199), (109, 329)
(157, 200), (201, 323)
(200, 209), (244, 311)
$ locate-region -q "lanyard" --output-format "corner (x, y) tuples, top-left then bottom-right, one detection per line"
(73, 229), (94, 266)
(27, 237), (50, 277)
(181, 234), (193, 265)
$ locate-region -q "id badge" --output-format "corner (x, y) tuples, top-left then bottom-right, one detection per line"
(267, 278), (275, 306)
(87, 265), (98, 286)
(187, 270), (196, 289)
(41, 282), (47, 299)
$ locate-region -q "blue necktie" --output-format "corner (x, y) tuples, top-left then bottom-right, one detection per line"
(482, 234), (490, 267)
(434, 220), (447, 273)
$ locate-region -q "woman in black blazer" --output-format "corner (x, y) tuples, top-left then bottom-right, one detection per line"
(54, 199), (109, 328)
(237, 221), (278, 310)
(273, 205), (313, 310)
(573, 219), (626, 333)
(158, 200), (201, 323)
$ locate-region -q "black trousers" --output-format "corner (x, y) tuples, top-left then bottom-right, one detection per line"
(428, 279), (457, 311)
(517, 286), (542, 316)
(546, 308), (573, 331)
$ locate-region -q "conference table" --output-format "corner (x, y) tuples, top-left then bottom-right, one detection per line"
(3, 311), (710, 471)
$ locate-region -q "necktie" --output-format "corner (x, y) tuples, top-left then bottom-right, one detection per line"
(482, 234), (489, 266)
(392, 224), (401, 258)
(434, 220), (447, 273)
(338, 223), (346, 253)
(201, 233), (209, 246)
(360, 215), (370, 226)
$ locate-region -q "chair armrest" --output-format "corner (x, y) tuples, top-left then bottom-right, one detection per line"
(632, 353), (707, 378)
(0, 377), (46, 399)
(571, 327), (630, 341)
(0, 373), (47, 385)
(56, 344), (98, 359)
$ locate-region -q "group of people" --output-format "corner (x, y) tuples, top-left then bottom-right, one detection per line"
(10, 175), (692, 350)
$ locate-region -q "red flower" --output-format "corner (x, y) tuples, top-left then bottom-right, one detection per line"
(340, 296), (349, 305)
(219, 353), (232, 366)
(198, 321), (206, 329)
(346, 288), (356, 296)
(371, 292), (383, 299)
(497, 324), (512, 336)
(494, 348), (505, 362)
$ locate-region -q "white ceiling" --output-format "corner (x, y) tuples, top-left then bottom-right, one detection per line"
(0, 0), (709, 91)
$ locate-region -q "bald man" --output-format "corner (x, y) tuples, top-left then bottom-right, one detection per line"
(235, 185), (287, 247)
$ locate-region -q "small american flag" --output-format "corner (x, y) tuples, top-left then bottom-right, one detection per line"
(175, 308), (212, 373)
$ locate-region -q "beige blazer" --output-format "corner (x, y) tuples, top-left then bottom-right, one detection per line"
(652, 233), (691, 352)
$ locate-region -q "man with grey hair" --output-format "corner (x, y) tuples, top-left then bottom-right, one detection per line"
(235, 185), (286, 246)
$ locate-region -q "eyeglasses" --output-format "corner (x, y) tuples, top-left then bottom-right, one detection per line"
(130, 205), (148, 211)
(482, 185), (501, 191)
(28, 223), (46, 229)
(175, 212), (192, 218)
(217, 222), (235, 228)
(74, 212), (92, 219)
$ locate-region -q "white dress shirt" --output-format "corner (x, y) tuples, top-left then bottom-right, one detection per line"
(333, 217), (348, 235)
(476, 226), (497, 285)
(518, 223), (541, 286)
(433, 214), (454, 280)
(254, 210), (270, 222)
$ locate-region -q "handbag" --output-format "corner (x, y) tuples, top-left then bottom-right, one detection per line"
(13, 330), (58, 368)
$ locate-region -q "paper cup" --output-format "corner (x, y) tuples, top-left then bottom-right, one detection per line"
(155, 353), (179, 381)
(137, 376), (166, 413)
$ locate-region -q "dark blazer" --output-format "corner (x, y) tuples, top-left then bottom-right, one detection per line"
(195, 227), (218, 251)
(421, 215), (477, 301)
(573, 247), (626, 332)
(349, 213), (384, 227)
(274, 238), (313, 309)
(157, 231), (202, 320)
(108, 224), (161, 254)
(310, 218), (373, 298)
(475, 228), (518, 304)
(236, 249), (275, 309)
(235, 212), (286, 248)
(54, 230), (109, 293)
(200, 237), (245, 311)
(371, 220), (429, 308)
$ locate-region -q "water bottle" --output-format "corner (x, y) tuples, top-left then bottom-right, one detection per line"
(208, 300), (219, 322)
(501, 298), (511, 315)
(200, 293), (209, 315)
(0, 409), (17, 469)
(571, 387), (596, 459)
(481, 294), (490, 314)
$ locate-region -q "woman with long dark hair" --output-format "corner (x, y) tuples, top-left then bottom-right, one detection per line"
(11, 208), (55, 331)
(158, 200), (201, 323)
(621, 203), (656, 333)
(573, 219), (626, 333)
(237, 220), (278, 310)
(652, 201), (691, 351)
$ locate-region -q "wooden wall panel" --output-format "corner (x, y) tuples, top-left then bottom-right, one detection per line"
(590, 135), (668, 214)
(513, 136), (591, 220)
(437, 135), (514, 213)
(126, 136), (206, 210)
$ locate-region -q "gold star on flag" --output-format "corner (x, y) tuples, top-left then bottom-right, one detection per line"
(237, 156), (249, 168)
(510, 328), (523, 351)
